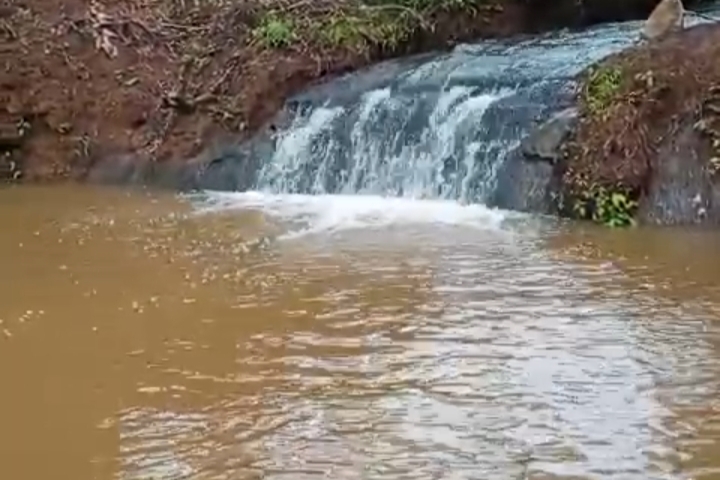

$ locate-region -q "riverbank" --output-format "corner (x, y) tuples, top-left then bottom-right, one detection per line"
(557, 22), (720, 226)
(1, 0), (710, 183)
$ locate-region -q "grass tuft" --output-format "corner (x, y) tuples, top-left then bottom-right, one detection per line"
(252, 11), (297, 48)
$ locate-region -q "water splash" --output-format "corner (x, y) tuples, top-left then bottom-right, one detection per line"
(190, 21), (650, 235)
(191, 190), (513, 239)
(255, 87), (515, 202)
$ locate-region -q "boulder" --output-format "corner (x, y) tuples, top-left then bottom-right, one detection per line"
(520, 108), (578, 163)
(642, 0), (685, 41)
(84, 134), (271, 192)
(638, 114), (720, 225)
(0, 124), (23, 151)
(0, 122), (25, 181)
(556, 23), (720, 226)
(0, 152), (21, 181)
(490, 150), (558, 214)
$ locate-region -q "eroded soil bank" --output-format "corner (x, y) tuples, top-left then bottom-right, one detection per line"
(1, 0), (709, 183)
(555, 22), (720, 226)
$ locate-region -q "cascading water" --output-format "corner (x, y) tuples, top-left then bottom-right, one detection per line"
(191, 12), (717, 233)
(249, 22), (645, 204)
(259, 86), (516, 201)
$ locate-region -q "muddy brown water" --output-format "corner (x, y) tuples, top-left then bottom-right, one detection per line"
(2, 185), (720, 480)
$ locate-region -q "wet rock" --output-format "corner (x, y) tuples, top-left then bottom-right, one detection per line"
(84, 135), (271, 193)
(520, 108), (578, 163)
(0, 121), (24, 181)
(489, 108), (576, 214)
(0, 124), (23, 151)
(0, 151), (22, 181)
(490, 148), (558, 214)
(86, 153), (203, 191)
(85, 153), (150, 185)
(191, 145), (252, 192)
(637, 115), (720, 225)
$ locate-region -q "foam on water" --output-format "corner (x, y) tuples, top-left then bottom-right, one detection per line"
(183, 23), (660, 238)
(187, 86), (523, 239)
(190, 190), (514, 239)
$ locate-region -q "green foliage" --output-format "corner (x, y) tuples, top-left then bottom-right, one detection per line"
(320, 15), (368, 49)
(254, 0), (486, 51)
(318, 10), (411, 50)
(584, 66), (623, 115)
(571, 186), (637, 228)
(360, 9), (414, 49)
(252, 12), (297, 49)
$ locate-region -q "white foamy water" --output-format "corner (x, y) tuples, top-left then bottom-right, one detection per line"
(253, 84), (516, 201)
(184, 85), (531, 242)
(190, 191), (517, 239)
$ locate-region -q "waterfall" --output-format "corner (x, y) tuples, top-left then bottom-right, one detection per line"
(188, 13), (720, 234)
(242, 21), (645, 204)
(257, 86), (516, 202)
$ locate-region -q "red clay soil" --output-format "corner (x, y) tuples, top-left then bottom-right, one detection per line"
(0, 0), (712, 183)
(561, 23), (720, 196)
(0, 0), (527, 181)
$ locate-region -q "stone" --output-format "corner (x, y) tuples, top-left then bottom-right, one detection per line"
(0, 124), (23, 151)
(489, 148), (558, 215)
(642, 0), (685, 41)
(0, 151), (22, 181)
(638, 113), (720, 225)
(85, 153), (150, 185)
(520, 108), (578, 163)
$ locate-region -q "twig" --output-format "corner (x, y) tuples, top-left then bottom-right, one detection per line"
(0, 19), (17, 40)
(205, 54), (243, 95)
(159, 21), (210, 32)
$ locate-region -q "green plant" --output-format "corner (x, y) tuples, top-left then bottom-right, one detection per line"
(584, 66), (623, 115)
(319, 8), (413, 50)
(319, 15), (367, 49)
(315, 0), (483, 50)
(363, 9), (413, 48)
(252, 12), (297, 49)
(571, 186), (637, 227)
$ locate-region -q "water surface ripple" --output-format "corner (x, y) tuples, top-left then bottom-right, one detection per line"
(1, 187), (720, 480)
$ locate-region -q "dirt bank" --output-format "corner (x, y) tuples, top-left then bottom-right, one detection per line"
(0, 0), (710, 183)
(558, 22), (720, 226)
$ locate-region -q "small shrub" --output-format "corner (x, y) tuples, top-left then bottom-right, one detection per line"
(316, 0), (483, 50)
(319, 15), (367, 49)
(363, 9), (413, 49)
(252, 12), (297, 49)
(584, 66), (623, 115)
(571, 186), (637, 227)
(319, 8), (413, 50)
